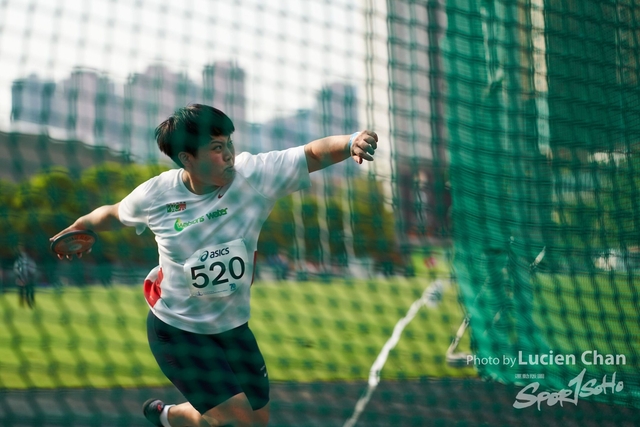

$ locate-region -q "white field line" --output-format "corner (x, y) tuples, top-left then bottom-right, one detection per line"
(343, 279), (446, 427)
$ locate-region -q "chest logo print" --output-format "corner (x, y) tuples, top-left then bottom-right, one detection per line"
(166, 202), (187, 212)
(174, 217), (204, 232)
(174, 208), (229, 232)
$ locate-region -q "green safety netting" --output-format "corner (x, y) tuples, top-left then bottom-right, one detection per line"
(0, 1), (638, 426)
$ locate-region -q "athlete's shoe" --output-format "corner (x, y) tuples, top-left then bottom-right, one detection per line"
(142, 398), (165, 427)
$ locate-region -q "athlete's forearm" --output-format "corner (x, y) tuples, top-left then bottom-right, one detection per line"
(304, 130), (378, 172)
(51, 203), (122, 242)
(76, 203), (122, 231)
(304, 135), (351, 173)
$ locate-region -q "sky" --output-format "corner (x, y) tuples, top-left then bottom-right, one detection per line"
(0, 0), (393, 180)
(0, 0), (384, 124)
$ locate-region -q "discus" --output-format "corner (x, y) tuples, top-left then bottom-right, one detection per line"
(50, 230), (97, 256)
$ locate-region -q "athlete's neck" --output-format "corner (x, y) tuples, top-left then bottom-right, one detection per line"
(181, 170), (220, 195)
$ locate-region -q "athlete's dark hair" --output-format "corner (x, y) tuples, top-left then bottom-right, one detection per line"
(155, 104), (235, 167)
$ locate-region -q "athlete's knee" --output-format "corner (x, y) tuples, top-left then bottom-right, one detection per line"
(251, 402), (269, 427)
(201, 414), (254, 427)
(202, 394), (266, 427)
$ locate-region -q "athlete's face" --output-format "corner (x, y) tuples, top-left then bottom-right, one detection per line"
(190, 135), (236, 188)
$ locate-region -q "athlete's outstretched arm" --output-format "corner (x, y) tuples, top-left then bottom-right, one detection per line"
(304, 130), (378, 173)
(50, 203), (123, 258)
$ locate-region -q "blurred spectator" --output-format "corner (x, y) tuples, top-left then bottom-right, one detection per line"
(14, 244), (38, 308)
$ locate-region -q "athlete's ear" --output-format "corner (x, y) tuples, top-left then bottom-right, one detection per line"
(178, 152), (192, 167)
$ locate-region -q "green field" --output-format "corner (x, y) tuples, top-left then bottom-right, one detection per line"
(2, 259), (638, 408)
(534, 273), (640, 379)
(0, 271), (474, 389)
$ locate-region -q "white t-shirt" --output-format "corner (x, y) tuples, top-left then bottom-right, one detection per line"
(119, 146), (311, 334)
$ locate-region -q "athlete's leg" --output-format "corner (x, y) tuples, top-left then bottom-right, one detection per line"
(218, 324), (270, 425)
(160, 394), (268, 427)
(167, 401), (217, 427)
(252, 402), (270, 426)
(145, 311), (244, 427)
(145, 312), (271, 427)
(201, 393), (268, 427)
(145, 396), (267, 427)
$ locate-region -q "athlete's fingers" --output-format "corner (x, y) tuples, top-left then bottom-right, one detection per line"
(353, 145), (373, 160)
(349, 130), (378, 164)
(51, 227), (72, 242)
(352, 139), (375, 156)
(355, 133), (377, 154)
(363, 131), (378, 149)
(360, 140), (375, 155)
(50, 221), (87, 242)
(360, 151), (375, 161)
(76, 247), (92, 258)
(352, 141), (375, 161)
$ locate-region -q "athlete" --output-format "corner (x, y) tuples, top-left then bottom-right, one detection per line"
(50, 104), (378, 427)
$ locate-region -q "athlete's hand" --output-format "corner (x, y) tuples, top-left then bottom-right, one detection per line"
(49, 204), (120, 260)
(350, 130), (378, 165)
(50, 219), (91, 260)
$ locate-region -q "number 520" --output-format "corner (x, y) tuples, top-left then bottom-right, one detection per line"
(190, 256), (245, 288)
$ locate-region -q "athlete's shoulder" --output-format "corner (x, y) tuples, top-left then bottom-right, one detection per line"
(140, 169), (181, 191)
(230, 147), (309, 199)
(233, 151), (263, 178)
(234, 152), (252, 169)
(121, 169), (184, 224)
(126, 169), (182, 203)
(234, 147), (305, 174)
(156, 168), (181, 181)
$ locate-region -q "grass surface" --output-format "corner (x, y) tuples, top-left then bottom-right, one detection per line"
(534, 272), (640, 378)
(0, 263), (473, 389)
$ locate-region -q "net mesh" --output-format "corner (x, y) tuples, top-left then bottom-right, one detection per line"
(445, 0), (640, 408)
(1, 0), (639, 426)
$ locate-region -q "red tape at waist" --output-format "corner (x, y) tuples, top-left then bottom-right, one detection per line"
(143, 267), (163, 307)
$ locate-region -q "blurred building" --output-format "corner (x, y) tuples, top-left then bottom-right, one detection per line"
(123, 64), (199, 162)
(386, 0), (449, 241)
(10, 62), (248, 163)
(55, 69), (124, 149)
(255, 83), (358, 153)
(316, 83), (358, 137)
(11, 74), (56, 126)
(255, 109), (316, 153)
(203, 61), (247, 149)
(12, 68), (131, 158)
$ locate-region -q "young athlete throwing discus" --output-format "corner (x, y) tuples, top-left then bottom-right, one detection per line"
(50, 104), (378, 427)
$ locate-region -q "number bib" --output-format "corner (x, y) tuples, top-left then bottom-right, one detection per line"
(183, 239), (249, 297)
